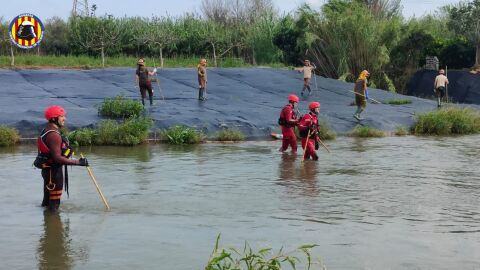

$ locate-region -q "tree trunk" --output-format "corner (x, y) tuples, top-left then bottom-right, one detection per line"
(10, 44), (14, 66)
(101, 43), (105, 68)
(160, 47), (164, 68)
(212, 43), (217, 67)
(476, 43), (480, 66)
(252, 47), (257, 65)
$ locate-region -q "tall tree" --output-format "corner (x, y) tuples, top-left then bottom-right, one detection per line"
(445, 0), (480, 65)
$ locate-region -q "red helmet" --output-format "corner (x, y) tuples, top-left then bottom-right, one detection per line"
(308, 101), (320, 110)
(288, 94), (299, 103)
(44, 106), (66, 120)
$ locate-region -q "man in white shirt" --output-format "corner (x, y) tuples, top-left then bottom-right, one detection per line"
(434, 69), (449, 108)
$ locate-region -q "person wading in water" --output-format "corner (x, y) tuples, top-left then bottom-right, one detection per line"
(197, 58), (208, 101)
(298, 101), (321, 161)
(434, 69), (449, 108)
(135, 58), (157, 106)
(34, 106), (89, 211)
(353, 70), (370, 121)
(278, 94), (300, 154)
(295, 59), (316, 97)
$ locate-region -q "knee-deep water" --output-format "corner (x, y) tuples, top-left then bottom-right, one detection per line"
(1, 136), (479, 270)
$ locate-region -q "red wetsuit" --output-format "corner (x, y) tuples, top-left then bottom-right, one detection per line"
(298, 112), (319, 160)
(38, 123), (78, 210)
(279, 104), (298, 153)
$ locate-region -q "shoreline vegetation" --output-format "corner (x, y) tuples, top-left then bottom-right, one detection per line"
(0, 55), (287, 69)
(4, 106), (480, 147)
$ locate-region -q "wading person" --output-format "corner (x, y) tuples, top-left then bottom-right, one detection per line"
(295, 59), (316, 96)
(353, 70), (370, 121)
(198, 58), (208, 101)
(135, 58), (157, 106)
(278, 94), (300, 154)
(434, 69), (449, 108)
(298, 101), (321, 161)
(34, 106), (88, 211)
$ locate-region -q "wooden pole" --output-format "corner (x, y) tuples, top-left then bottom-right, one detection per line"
(349, 90), (382, 104)
(316, 137), (331, 153)
(302, 129), (311, 161)
(81, 153), (110, 210)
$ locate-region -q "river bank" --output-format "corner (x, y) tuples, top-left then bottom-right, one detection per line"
(1, 67), (479, 139)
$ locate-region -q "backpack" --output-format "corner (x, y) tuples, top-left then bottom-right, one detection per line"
(137, 67), (149, 84)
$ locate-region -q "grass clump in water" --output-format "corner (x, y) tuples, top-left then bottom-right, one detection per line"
(394, 126), (409, 136)
(215, 128), (245, 141)
(160, 125), (204, 144)
(349, 125), (385, 138)
(67, 127), (96, 146)
(414, 107), (480, 135)
(384, 99), (412, 105)
(98, 96), (144, 119)
(205, 234), (324, 270)
(317, 121), (336, 140)
(0, 126), (20, 146)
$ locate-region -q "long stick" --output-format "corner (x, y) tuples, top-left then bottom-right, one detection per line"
(152, 58), (165, 101)
(81, 153), (110, 210)
(316, 137), (331, 153)
(349, 90), (382, 104)
(302, 129), (311, 162)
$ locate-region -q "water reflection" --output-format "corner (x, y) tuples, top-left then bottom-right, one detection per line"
(85, 144), (153, 162)
(37, 211), (72, 270)
(350, 138), (368, 152)
(277, 153), (320, 197)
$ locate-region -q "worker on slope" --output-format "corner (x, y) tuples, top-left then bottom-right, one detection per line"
(298, 101), (321, 161)
(278, 94), (300, 154)
(353, 70), (370, 121)
(34, 106), (89, 211)
(198, 58), (208, 101)
(295, 59), (316, 97)
(434, 69), (449, 108)
(135, 58), (157, 106)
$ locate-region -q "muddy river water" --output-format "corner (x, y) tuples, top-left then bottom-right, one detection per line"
(1, 136), (479, 269)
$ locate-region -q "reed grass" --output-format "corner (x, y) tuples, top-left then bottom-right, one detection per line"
(159, 125), (204, 144)
(0, 125), (20, 146)
(215, 128), (245, 141)
(98, 96), (144, 119)
(414, 107), (480, 135)
(349, 125), (385, 138)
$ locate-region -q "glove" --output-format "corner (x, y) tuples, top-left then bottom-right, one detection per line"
(78, 158), (89, 167)
(365, 90), (369, 100)
(153, 68), (157, 73)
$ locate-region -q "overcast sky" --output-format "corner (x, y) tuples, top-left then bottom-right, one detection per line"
(0, 0), (461, 22)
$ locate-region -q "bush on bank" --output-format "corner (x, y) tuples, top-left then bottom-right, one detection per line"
(349, 126), (385, 138)
(215, 128), (245, 141)
(98, 96), (144, 119)
(159, 125), (204, 144)
(67, 117), (152, 146)
(414, 107), (480, 135)
(0, 126), (20, 146)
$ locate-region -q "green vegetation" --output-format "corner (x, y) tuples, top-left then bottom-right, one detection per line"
(349, 126), (385, 138)
(98, 96), (144, 118)
(205, 235), (324, 270)
(414, 107), (480, 135)
(394, 126), (409, 136)
(0, 55), (263, 69)
(384, 99), (413, 105)
(160, 125), (204, 144)
(0, 126), (20, 146)
(68, 117), (152, 146)
(0, 0), (476, 93)
(215, 128), (245, 141)
(317, 121), (337, 140)
(67, 127), (96, 146)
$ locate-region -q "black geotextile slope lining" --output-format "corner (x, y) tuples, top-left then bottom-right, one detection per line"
(1, 67), (477, 139)
(407, 70), (480, 105)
